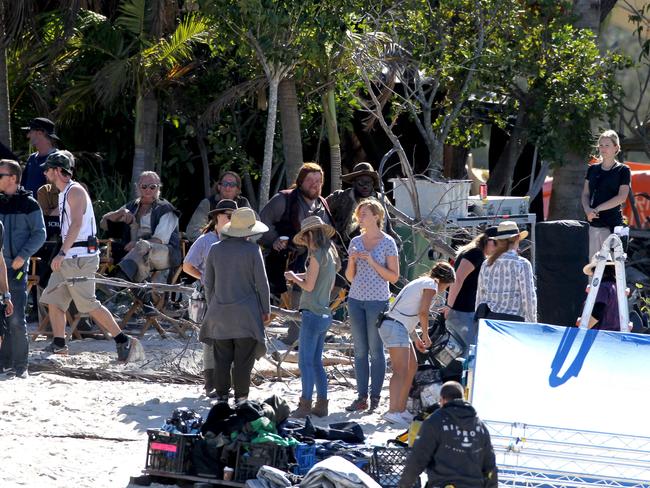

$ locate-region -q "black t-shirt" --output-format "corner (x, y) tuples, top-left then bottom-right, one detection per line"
(585, 162), (631, 229)
(451, 247), (484, 312)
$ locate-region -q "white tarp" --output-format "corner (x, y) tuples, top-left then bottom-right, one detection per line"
(471, 320), (650, 438)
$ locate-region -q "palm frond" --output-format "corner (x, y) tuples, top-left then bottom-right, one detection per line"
(146, 14), (208, 70)
(92, 57), (134, 105)
(199, 77), (267, 131)
(116, 0), (146, 37)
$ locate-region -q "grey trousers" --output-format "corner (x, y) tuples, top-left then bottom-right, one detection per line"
(212, 337), (258, 399)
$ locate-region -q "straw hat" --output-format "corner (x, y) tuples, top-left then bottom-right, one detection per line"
(491, 221), (528, 240)
(341, 162), (380, 188)
(207, 199), (237, 218)
(293, 216), (335, 247)
(583, 258), (615, 276)
(220, 207), (268, 238)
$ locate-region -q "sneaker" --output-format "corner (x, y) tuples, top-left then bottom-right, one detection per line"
(345, 397), (368, 412)
(15, 369), (28, 379)
(44, 342), (69, 355)
(116, 336), (144, 363)
(400, 410), (414, 423)
(383, 411), (408, 427)
(369, 397), (381, 411)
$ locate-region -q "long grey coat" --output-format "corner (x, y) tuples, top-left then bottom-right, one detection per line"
(200, 237), (270, 357)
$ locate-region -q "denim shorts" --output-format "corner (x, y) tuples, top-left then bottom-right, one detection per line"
(378, 319), (411, 348)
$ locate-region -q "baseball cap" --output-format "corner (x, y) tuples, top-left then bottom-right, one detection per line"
(40, 151), (73, 174)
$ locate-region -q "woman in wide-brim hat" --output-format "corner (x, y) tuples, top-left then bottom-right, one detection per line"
(341, 162), (380, 188)
(200, 207), (271, 403)
(285, 216), (338, 419)
(475, 221), (537, 322)
(183, 199), (237, 397)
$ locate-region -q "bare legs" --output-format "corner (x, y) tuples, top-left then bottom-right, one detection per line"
(387, 343), (418, 412)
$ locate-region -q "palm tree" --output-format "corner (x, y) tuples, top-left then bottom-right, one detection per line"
(56, 0), (208, 194)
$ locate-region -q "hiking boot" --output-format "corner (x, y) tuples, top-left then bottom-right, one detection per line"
(312, 398), (329, 417)
(116, 336), (143, 363)
(15, 369), (28, 379)
(369, 397), (381, 411)
(291, 398), (312, 418)
(44, 342), (69, 355)
(345, 397), (368, 412)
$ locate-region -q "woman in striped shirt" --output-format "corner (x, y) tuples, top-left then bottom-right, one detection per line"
(475, 221), (537, 323)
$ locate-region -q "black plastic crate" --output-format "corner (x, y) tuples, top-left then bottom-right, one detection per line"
(235, 442), (290, 482)
(369, 447), (420, 488)
(145, 429), (199, 475)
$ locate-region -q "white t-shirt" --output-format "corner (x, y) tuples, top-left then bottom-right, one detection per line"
(386, 276), (438, 332)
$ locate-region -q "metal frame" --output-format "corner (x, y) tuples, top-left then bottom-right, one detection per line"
(579, 233), (629, 332)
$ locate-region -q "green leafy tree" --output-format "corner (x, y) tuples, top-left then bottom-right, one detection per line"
(56, 0), (209, 194)
(483, 2), (623, 196)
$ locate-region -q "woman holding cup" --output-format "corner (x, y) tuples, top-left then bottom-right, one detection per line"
(344, 198), (399, 412)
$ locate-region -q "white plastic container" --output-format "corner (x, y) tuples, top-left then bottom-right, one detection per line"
(390, 178), (471, 220)
(468, 195), (530, 216)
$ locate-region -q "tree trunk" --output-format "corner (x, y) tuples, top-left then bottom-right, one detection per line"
(258, 74), (281, 209)
(488, 106), (530, 195)
(547, 151), (586, 220)
(548, 0), (601, 218)
(131, 90), (158, 197)
(323, 88), (342, 192)
(0, 49), (11, 149)
(278, 78), (303, 187)
(196, 133), (211, 198)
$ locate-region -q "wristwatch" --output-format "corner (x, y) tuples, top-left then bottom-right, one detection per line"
(2, 292), (11, 301)
(58, 250), (66, 257)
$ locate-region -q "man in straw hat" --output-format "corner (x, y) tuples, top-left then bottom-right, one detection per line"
(326, 161), (395, 249)
(21, 117), (60, 196)
(200, 207), (271, 403)
(259, 162), (333, 297)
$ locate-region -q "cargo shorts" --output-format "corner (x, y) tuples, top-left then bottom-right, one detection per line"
(40, 254), (102, 313)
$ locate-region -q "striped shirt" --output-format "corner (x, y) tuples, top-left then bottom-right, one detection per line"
(475, 250), (537, 322)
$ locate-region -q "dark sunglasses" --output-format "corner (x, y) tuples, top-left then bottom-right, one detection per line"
(220, 181), (238, 188)
(0, 173), (13, 179)
(140, 184), (159, 190)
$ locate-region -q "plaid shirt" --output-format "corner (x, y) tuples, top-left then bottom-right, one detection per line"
(476, 250), (537, 322)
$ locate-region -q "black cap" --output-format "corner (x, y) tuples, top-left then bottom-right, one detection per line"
(21, 117), (60, 141)
(207, 199), (238, 218)
(40, 151), (72, 174)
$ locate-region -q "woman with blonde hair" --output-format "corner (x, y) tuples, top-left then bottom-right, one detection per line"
(378, 261), (455, 427)
(475, 221), (536, 323)
(344, 198), (399, 412)
(285, 216), (338, 418)
(581, 130), (631, 258)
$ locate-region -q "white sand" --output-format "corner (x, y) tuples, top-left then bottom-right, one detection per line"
(1, 330), (405, 488)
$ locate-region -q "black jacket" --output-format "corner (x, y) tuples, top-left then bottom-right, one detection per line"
(399, 400), (497, 488)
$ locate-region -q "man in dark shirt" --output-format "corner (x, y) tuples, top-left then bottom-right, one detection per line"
(21, 118), (59, 196)
(259, 162), (333, 296)
(398, 381), (497, 488)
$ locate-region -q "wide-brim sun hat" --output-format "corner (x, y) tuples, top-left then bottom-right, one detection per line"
(583, 258), (616, 276)
(22, 117), (60, 141)
(341, 162), (380, 188)
(207, 199), (237, 218)
(491, 220), (529, 240)
(220, 207), (268, 238)
(293, 216), (335, 247)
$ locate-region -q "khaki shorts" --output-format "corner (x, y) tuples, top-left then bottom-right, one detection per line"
(40, 254), (102, 313)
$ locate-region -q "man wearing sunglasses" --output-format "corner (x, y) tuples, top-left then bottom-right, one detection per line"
(39, 151), (143, 361)
(100, 171), (181, 290)
(185, 171), (250, 242)
(0, 159), (45, 378)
